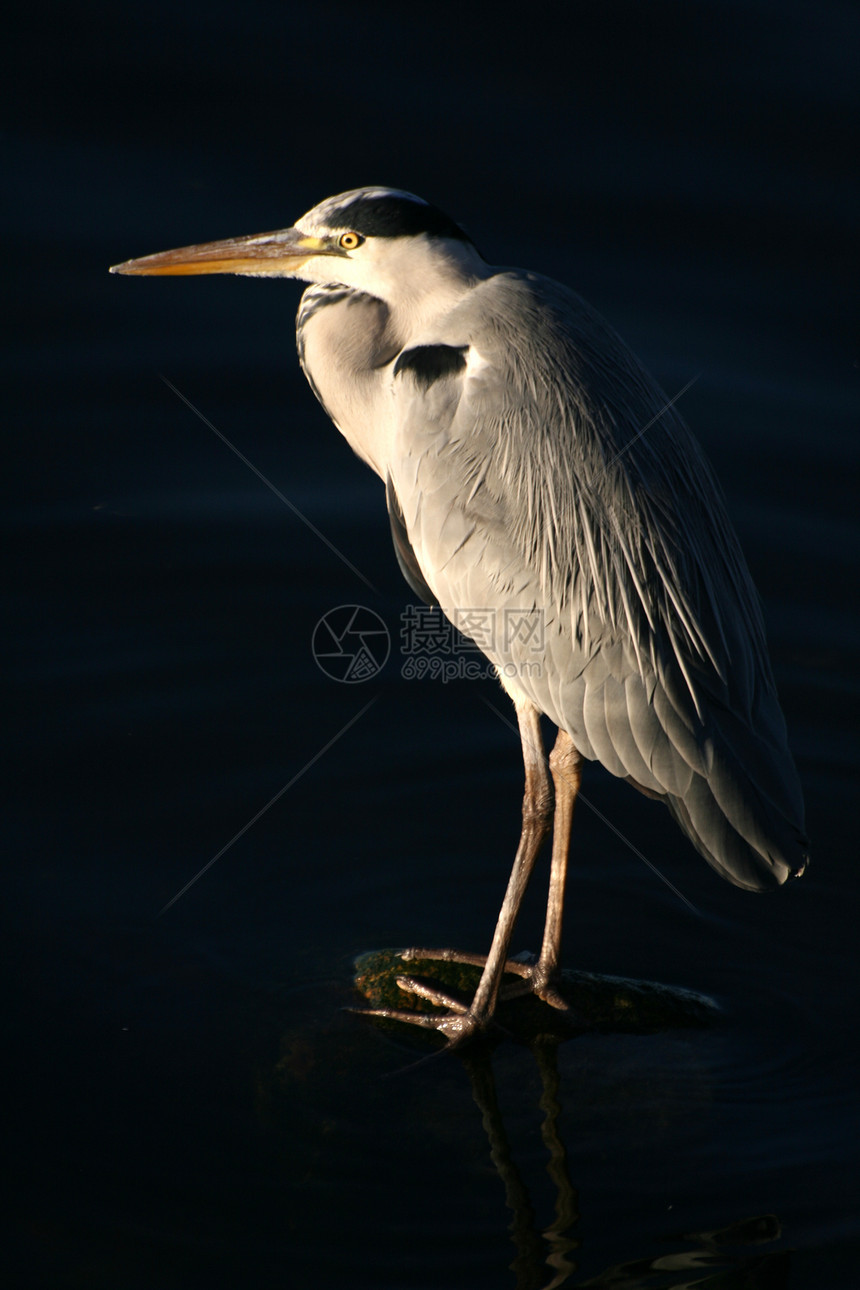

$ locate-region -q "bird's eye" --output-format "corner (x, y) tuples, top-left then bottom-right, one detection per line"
(338, 231), (364, 250)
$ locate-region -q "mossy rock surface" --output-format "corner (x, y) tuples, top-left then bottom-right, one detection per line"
(353, 949), (719, 1042)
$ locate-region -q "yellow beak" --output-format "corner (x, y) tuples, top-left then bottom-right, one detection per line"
(109, 229), (330, 276)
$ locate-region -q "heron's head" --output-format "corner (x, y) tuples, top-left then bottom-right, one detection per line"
(110, 187), (488, 314)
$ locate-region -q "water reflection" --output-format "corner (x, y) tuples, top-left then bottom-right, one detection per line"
(463, 1043), (579, 1288)
(460, 1041), (788, 1289)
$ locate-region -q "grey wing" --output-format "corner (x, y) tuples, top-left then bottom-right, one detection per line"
(388, 273), (808, 891)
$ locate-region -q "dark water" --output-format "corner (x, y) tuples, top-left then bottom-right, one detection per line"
(6, 2), (858, 1285)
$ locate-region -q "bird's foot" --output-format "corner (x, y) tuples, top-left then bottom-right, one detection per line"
(398, 946), (570, 1005)
(355, 973), (498, 1046)
(495, 954), (573, 1013)
(392, 948), (582, 1031)
(350, 948), (584, 1046)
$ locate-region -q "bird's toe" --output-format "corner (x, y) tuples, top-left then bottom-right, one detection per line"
(394, 974), (469, 1014)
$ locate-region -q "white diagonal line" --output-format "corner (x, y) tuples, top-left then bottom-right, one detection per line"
(480, 696), (700, 916)
(571, 786), (700, 915)
(159, 374), (377, 592)
(599, 373), (701, 477)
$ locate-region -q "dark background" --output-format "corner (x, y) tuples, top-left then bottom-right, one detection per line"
(6, 2), (858, 1286)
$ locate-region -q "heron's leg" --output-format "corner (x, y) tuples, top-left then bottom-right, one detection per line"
(462, 701), (554, 1025)
(363, 701), (554, 1040)
(528, 730), (582, 1009)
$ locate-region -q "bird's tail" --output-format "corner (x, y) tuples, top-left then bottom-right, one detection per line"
(663, 703), (809, 891)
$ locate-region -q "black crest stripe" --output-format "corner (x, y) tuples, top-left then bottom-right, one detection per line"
(331, 195), (471, 242)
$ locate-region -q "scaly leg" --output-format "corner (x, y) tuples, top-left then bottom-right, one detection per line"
(393, 730), (582, 1019)
(528, 729), (581, 1009)
(364, 700), (554, 1043)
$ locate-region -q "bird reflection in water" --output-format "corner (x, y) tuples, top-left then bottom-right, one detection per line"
(459, 1039), (789, 1289)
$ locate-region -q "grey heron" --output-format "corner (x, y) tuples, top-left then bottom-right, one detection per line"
(112, 187), (809, 1044)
